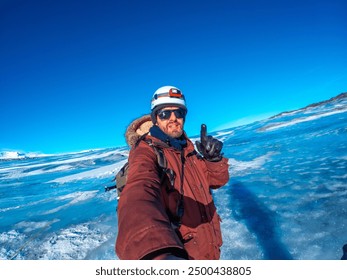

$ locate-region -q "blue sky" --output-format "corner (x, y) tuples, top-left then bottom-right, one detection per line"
(1, 0), (346, 154)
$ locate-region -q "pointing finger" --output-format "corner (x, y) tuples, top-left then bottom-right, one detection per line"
(200, 124), (207, 143)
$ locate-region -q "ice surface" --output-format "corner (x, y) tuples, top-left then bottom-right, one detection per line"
(0, 94), (346, 260)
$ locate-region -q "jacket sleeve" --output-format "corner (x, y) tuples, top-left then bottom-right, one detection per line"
(115, 142), (185, 260)
(205, 157), (229, 189)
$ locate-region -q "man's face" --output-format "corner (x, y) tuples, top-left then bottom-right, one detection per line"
(156, 106), (185, 138)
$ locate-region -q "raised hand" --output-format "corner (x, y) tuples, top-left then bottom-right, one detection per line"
(195, 124), (223, 162)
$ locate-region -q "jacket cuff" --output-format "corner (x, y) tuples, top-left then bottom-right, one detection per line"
(117, 225), (184, 260)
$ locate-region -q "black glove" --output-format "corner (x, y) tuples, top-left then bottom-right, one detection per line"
(195, 124), (223, 162)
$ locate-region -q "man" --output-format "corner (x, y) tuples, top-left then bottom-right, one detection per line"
(116, 86), (229, 260)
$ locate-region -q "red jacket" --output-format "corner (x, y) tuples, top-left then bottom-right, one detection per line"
(116, 116), (229, 260)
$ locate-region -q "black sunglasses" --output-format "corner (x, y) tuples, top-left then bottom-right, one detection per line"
(157, 108), (186, 120)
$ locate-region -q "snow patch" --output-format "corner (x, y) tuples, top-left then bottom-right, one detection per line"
(259, 107), (347, 132)
(43, 191), (99, 214)
(15, 219), (60, 233)
(48, 160), (126, 183)
(228, 152), (276, 176)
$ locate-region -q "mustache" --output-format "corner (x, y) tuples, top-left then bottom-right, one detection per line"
(168, 120), (180, 125)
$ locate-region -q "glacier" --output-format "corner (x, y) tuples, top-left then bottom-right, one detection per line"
(0, 93), (346, 260)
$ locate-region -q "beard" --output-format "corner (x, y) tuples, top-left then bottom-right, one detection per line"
(168, 130), (183, 138)
(166, 122), (184, 138)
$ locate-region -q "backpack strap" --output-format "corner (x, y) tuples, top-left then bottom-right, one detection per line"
(142, 137), (184, 228)
(154, 146), (176, 189)
(142, 138), (175, 187)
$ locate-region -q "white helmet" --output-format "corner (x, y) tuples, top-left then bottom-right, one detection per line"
(151, 86), (186, 110)
(150, 85), (187, 123)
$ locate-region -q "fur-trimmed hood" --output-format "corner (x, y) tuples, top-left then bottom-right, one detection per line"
(125, 115), (153, 148)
